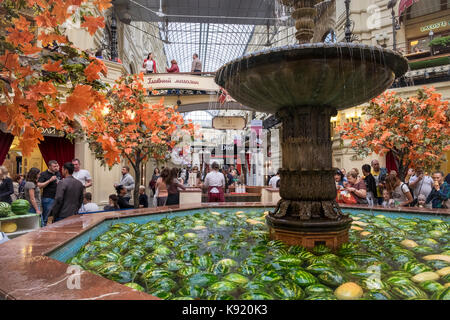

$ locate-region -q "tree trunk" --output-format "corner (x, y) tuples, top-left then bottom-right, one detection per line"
(133, 158), (141, 209)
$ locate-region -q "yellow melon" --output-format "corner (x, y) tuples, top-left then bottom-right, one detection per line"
(1, 222), (17, 233)
(246, 219), (264, 225)
(423, 255), (450, 263)
(335, 282), (364, 300)
(411, 272), (440, 283)
(400, 239), (419, 249)
(351, 226), (363, 231)
(352, 220), (368, 227)
(437, 267), (450, 277)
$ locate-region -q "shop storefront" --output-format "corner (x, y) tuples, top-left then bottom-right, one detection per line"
(403, 1), (450, 53)
(0, 126), (75, 177)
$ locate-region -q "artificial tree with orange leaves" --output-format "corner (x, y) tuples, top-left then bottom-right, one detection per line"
(338, 88), (450, 180)
(81, 73), (195, 208)
(0, 0), (111, 156)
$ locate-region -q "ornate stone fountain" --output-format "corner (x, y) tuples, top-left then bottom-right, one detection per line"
(215, 0), (408, 250)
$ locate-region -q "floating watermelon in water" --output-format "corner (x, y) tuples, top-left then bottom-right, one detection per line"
(208, 281), (238, 294)
(363, 290), (393, 300)
(304, 284), (333, 296)
(187, 272), (218, 287)
(124, 282), (145, 292)
(290, 270), (318, 287)
(10, 199), (29, 215)
(72, 209), (450, 300)
(391, 284), (428, 299)
(318, 270), (345, 287)
(419, 280), (445, 294)
(431, 287), (450, 300)
(240, 290), (273, 300)
(273, 281), (304, 300)
(177, 285), (207, 299)
(224, 273), (249, 286)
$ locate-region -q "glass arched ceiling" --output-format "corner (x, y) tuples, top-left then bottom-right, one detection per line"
(183, 110), (220, 128)
(160, 22), (255, 73)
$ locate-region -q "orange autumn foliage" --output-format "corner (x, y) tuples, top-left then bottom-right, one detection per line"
(0, 0), (111, 156)
(81, 16), (106, 36)
(81, 73), (195, 208)
(81, 73), (195, 168)
(338, 87), (450, 179)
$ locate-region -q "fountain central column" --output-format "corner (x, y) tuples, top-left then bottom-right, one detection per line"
(266, 106), (352, 250)
(275, 106), (343, 220)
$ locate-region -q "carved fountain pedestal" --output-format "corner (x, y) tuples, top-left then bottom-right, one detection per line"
(266, 106), (352, 250)
(215, 0), (408, 251)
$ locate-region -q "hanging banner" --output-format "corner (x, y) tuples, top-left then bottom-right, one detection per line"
(399, 0), (420, 16)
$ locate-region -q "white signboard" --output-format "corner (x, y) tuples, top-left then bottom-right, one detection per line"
(144, 74), (221, 92)
(212, 116), (246, 130)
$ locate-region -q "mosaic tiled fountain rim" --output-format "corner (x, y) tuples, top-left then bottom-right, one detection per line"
(0, 203), (449, 300)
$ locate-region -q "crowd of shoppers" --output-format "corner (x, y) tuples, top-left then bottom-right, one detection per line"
(334, 161), (449, 209)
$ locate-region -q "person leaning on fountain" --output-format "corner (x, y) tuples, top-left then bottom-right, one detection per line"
(345, 171), (368, 205)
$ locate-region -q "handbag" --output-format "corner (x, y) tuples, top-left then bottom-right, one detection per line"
(342, 192), (358, 204)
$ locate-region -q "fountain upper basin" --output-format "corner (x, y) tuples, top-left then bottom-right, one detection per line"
(215, 43), (409, 113)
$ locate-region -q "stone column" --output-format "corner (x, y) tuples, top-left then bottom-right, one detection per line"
(272, 106), (345, 220)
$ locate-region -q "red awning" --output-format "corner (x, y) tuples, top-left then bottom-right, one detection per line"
(398, 0), (420, 16)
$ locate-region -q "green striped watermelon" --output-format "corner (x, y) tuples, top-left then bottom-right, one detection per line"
(240, 290), (274, 300)
(431, 287), (450, 300)
(363, 290), (393, 300)
(306, 263), (335, 275)
(124, 282), (145, 292)
(304, 284), (333, 296)
(419, 280), (445, 293)
(290, 270), (318, 287)
(391, 284), (428, 299)
(177, 286), (207, 299)
(178, 266), (200, 277)
(209, 281), (238, 294)
(386, 276), (414, 286)
(318, 270), (345, 287)
(10, 199), (29, 215)
(305, 294), (337, 300)
(97, 251), (121, 262)
(402, 262), (433, 275)
(224, 273), (249, 286)
(256, 270), (283, 283)
(0, 202), (12, 217)
(273, 281), (304, 300)
(97, 262), (123, 275)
